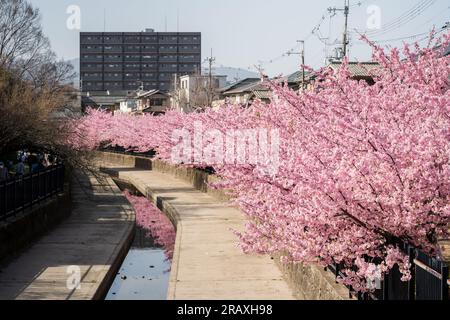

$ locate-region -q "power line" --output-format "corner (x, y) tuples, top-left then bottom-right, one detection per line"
(256, 7), (331, 69)
(354, 0), (437, 37)
(412, 4), (450, 31)
(359, 0), (433, 34)
(371, 31), (430, 44)
(352, 21), (449, 46)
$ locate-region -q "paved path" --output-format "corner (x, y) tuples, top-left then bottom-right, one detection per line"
(102, 164), (295, 300)
(0, 171), (135, 300)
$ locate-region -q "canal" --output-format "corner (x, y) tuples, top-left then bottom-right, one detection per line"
(105, 183), (175, 300)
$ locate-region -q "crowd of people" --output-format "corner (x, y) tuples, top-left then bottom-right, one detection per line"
(0, 150), (58, 182)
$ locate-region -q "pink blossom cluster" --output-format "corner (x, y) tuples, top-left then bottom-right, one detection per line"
(70, 34), (450, 291)
(123, 191), (176, 261)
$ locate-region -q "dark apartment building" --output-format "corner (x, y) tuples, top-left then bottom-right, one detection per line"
(80, 29), (201, 93)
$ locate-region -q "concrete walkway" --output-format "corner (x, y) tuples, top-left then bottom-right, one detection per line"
(102, 164), (295, 300)
(0, 170), (135, 300)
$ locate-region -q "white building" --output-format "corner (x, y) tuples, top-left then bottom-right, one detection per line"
(173, 74), (227, 113)
(119, 96), (138, 114)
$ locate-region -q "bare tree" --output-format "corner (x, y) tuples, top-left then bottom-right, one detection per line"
(0, 0), (74, 86)
(0, 0), (86, 169)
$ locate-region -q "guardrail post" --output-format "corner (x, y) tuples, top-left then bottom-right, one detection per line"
(382, 273), (389, 300)
(442, 264), (449, 300)
(38, 172), (40, 199)
(0, 181), (4, 218)
(13, 177), (17, 216)
(408, 246), (416, 300)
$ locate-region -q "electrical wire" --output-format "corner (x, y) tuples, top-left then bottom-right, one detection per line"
(354, 0), (437, 37)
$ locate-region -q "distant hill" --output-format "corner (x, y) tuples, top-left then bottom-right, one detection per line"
(204, 66), (259, 84)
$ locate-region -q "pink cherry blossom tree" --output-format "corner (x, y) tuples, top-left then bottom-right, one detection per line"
(69, 33), (450, 292)
(124, 191), (176, 261)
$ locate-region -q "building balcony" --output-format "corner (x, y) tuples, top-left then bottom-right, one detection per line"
(178, 39), (201, 45)
(159, 39), (178, 45)
(80, 65), (103, 72)
(142, 36), (158, 44)
(142, 66), (158, 72)
(82, 57), (104, 63)
(105, 57), (123, 63)
(159, 66), (178, 72)
(159, 82), (172, 91)
(80, 37), (103, 45)
(104, 66), (123, 72)
(143, 82), (159, 89)
(80, 48), (103, 54)
(124, 66), (140, 71)
(179, 47), (201, 54)
(142, 74), (158, 80)
(159, 57), (178, 63)
(142, 47), (158, 53)
(124, 56), (141, 62)
(81, 75), (103, 81)
(104, 47), (123, 53)
(142, 56), (158, 62)
(124, 37), (141, 43)
(179, 57), (200, 63)
(159, 47), (178, 53)
(159, 75), (175, 81)
(179, 66), (198, 73)
(104, 38), (123, 44)
(124, 75), (141, 81)
(104, 75), (123, 81)
(103, 82), (123, 90)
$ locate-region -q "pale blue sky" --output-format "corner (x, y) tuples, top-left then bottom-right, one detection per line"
(30, 0), (449, 76)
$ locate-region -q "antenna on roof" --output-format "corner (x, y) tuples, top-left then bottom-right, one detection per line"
(103, 8), (106, 32)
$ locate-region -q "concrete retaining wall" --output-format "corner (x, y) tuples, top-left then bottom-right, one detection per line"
(274, 257), (353, 300)
(97, 151), (352, 300)
(96, 151), (230, 202)
(0, 181), (71, 263)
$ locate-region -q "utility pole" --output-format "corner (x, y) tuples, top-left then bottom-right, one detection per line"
(342, 0), (350, 58)
(204, 48), (216, 106)
(299, 40), (305, 91)
(286, 40), (306, 91)
(328, 0), (350, 60)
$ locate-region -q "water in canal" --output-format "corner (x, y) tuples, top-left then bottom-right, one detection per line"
(105, 188), (176, 300)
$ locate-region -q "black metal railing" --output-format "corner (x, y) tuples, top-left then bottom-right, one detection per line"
(414, 249), (449, 300)
(327, 243), (449, 301)
(0, 164), (65, 221)
(100, 146), (156, 159)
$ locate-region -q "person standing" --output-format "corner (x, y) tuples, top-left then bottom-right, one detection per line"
(16, 160), (25, 177)
(0, 162), (9, 181)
